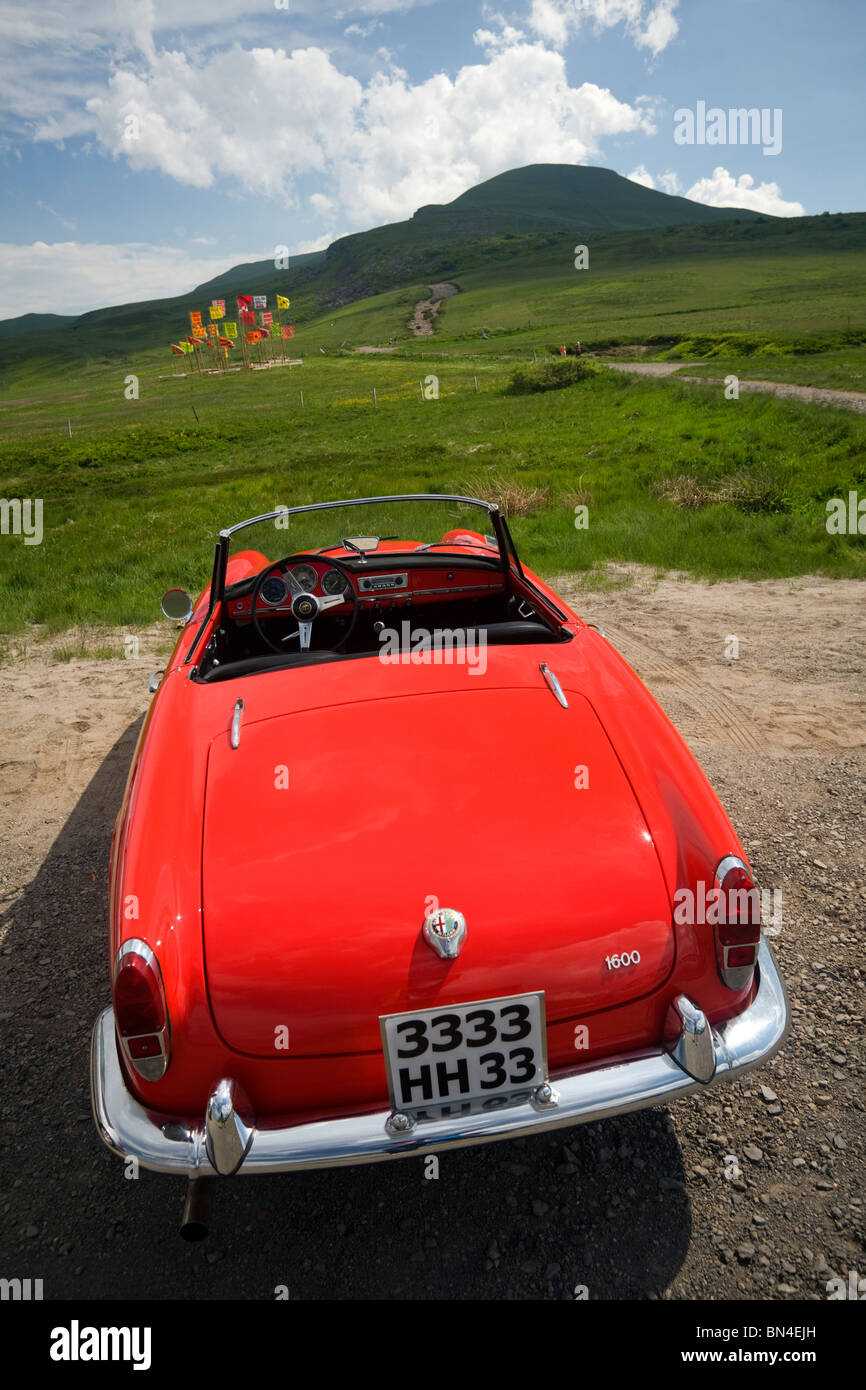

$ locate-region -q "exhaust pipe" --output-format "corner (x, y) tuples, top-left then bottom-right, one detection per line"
(180, 1177), (214, 1241)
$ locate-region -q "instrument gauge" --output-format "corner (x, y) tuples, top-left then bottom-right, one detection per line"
(260, 575), (289, 606)
(291, 564), (318, 592)
(321, 568), (349, 596)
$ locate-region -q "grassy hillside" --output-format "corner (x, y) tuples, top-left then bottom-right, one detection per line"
(0, 164), (769, 375)
(1, 214), (863, 394)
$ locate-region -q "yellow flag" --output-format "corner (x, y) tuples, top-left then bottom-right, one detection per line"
(223, 321), (237, 339)
(209, 305), (224, 320)
(276, 295), (290, 310)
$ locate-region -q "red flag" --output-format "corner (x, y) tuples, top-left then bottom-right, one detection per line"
(171, 344), (184, 355)
(259, 327), (270, 339)
(286, 325), (295, 338)
(240, 308), (255, 326)
(237, 295), (253, 311)
(218, 336), (232, 348)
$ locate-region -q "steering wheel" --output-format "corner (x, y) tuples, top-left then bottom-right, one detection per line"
(251, 555), (359, 657)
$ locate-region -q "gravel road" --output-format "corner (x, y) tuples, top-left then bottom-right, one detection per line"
(606, 360), (866, 413)
(1, 570), (863, 1300)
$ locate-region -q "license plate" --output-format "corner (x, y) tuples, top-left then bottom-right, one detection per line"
(380, 991), (547, 1113)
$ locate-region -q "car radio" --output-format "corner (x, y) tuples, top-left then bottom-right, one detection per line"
(358, 572), (409, 593)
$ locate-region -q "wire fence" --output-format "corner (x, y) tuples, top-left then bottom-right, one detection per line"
(0, 369), (524, 442)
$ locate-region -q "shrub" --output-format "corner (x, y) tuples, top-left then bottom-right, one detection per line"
(463, 473), (550, 517)
(507, 358), (601, 394)
(655, 470), (790, 514)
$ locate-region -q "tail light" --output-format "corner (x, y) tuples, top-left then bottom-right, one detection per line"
(714, 854), (761, 989)
(113, 939), (170, 1081)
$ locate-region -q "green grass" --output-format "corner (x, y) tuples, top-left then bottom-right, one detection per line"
(52, 639), (121, 662)
(0, 356), (863, 639)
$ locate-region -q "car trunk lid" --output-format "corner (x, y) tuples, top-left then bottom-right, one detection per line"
(202, 687), (674, 1056)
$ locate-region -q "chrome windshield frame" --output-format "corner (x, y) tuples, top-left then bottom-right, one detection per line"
(214, 494), (510, 607)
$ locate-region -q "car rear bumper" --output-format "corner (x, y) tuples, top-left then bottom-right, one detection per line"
(91, 939), (788, 1177)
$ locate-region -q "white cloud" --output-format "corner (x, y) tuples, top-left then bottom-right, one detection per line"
(634, 1), (679, 55)
(627, 163), (655, 188)
(528, 0), (679, 57)
(36, 200), (77, 232)
(0, 240), (262, 320)
(474, 22), (527, 54)
(344, 21), (383, 38)
(685, 167), (804, 217)
(0, 1), (436, 140)
(293, 231), (346, 254)
(627, 165), (681, 194)
(72, 39), (654, 227)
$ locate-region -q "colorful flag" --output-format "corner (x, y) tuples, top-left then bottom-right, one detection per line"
(209, 305), (224, 321)
(246, 330), (262, 343)
(262, 310), (273, 325)
(253, 294), (267, 308)
(276, 294), (290, 310)
(259, 327), (270, 339)
(190, 311), (202, 329)
(285, 325), (295, 338)
(211, 299), (225, 312)
(171, 344), (184, 355)
(240, 308), (255, 326)
(237, 295), (253, 311)
(193, 325), (206, 338)
(218, 335), (233, 348)
(223, 321), (237, 338)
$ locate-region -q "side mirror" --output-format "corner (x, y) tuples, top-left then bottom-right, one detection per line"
(160, 588), (194, 623)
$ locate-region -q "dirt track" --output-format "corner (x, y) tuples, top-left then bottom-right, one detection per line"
(606, 361), (866, 413)
(0, 570), (863, 1300)
(409, 282), (459, 335)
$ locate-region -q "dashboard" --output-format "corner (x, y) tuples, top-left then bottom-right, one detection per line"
(227, 558), (506, 621)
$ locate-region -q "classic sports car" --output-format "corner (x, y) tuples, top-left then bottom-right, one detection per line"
(91, 493), (788, 1237)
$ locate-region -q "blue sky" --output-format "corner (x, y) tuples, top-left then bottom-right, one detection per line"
(0, 0), (863, 318)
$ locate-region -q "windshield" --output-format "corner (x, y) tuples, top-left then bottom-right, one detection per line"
(220, 495), (506, 594)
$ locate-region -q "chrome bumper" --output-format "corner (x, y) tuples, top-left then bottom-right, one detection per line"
(91, 939), (788, 1177)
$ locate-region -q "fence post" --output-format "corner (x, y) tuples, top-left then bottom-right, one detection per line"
(66, 418), (72, 438)
(419, 381), (424, 400)
(191, 405), (199, 422)
(474, 377), (478, 393)
(372, 387), (377, 406)
(300, 391), (304, 408)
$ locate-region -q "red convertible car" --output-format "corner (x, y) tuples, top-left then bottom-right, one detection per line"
(91, 494), (788, 1237)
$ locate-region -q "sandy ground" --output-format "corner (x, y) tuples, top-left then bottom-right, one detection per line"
(0, 571), (863, 1300)
(607, 361), (866, 413)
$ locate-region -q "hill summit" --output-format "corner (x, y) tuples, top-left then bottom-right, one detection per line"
(409, 163), (761, 235)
